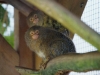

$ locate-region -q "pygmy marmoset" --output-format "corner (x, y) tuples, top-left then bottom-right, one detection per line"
(27, 11), (69, 37)
(25, 26), (76, 61)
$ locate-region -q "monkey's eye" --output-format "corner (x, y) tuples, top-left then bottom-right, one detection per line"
(30, 31), (34, 36)
(30, 18), (34, 21)
(34, 14), (38, 19)
(35, 30), (39, 34)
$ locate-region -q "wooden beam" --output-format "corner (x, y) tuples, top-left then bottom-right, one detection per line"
(0, 34), (19, 75)
(20, 0), (38, 10)
(0, 1), (6, 3)
(56, 0), (87, 38)
(56, 0), (87, 18)
(0, 34), (19, 65)
(0, 0), (6, 3)
(0, 52), (19, 75)
(14, 9), (35, 69)
(3, 0), (33, 16)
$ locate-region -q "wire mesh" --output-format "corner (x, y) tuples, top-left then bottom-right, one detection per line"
(73, 0), (100, 53)
(72, 0), (100, 75)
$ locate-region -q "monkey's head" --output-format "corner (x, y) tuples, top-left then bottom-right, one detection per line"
(25, 26), (41, 51)
(27, 11), (44, 27)
(25, 26), (41, 42)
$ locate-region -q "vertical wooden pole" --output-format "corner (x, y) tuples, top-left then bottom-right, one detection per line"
(14, 9), (35, 69)
(19, 12), (35, 69)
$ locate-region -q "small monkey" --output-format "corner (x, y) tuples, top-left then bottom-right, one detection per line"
(25, 26), (76, 61)
(27, 11), (69, 37)
(27, 11), (44, 27)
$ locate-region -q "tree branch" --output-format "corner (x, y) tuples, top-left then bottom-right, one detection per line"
(16, 51), (100, 75)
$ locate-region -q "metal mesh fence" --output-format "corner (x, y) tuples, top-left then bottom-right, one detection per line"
(72, 0), (100, 75)
(73, 0), (100, 53)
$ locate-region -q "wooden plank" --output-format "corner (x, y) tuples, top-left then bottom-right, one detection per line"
(0, 0), (6, 3)
(0, 1), (6, 3)
(20, 0), (38, 10)
(35, 54), (42, 69)
(0, 52), (19, 75)
(14, 9), (35, 69)
(56, 0), (87, 18)
(13, 7), (42, 70)
(56, 0), (87, 38)
(4, 0), (33, 16)
(0, 34), (19, 65)
(18, 12), (35, 69)
(0, 34), (19, 75)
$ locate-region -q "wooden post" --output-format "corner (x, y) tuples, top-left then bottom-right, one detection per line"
(14, 9), (35, 69)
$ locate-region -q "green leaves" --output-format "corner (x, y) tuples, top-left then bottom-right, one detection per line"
(0, 4), (10, 34)
(0, 4), (14, 48)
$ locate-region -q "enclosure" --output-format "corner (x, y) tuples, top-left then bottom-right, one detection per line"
(0, 0), (100, 75)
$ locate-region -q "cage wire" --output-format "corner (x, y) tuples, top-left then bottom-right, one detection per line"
(73, 0), (100, 53)
(72, 0), (100, 75)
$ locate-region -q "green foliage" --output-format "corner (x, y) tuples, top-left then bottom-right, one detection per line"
(4, 31), (14, 48)
(0, 4), (10, 34)
(0, 4), (14, 48)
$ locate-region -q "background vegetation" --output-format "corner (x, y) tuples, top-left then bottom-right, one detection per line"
(0, 4), (14, 48)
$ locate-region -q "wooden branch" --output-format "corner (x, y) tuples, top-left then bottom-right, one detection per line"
(3, 0), (33, 16)
(46, 51), (100, 70)
(0, 34), (19, 75)
(26, 0), (100, 51)
(16, 51), (100, 75)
